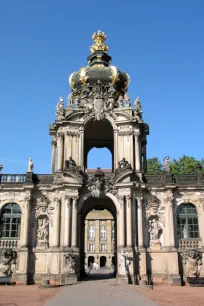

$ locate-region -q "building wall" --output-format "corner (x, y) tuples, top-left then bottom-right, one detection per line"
(84, 209), (115, 268)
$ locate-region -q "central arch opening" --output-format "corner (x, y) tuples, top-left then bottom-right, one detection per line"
(79, 196), (117, 280)
(84, 119), (114, 171)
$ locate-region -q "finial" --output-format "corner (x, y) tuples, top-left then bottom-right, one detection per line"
(90, 30), (108, 53)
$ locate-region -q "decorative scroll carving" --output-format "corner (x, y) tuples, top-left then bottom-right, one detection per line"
(0, 249), (17, 276)
(118, 126), (132, 136)
(56, 96), (65, 120)
(64, 250), (77, 274)
(66, 128), (80, 137)
(86, 168), (117, 198)
(181, 249), (203, 277)
(67, 81), (119, 120)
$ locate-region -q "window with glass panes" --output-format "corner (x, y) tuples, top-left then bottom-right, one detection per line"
(0, 203), (21, 239)
(88, 225), (95, 240)
(100, 225), (106, 240)
(177, 204), (199, 239)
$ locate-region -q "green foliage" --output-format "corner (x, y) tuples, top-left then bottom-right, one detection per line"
(146, 155), (204, 174)
(146, 157), (163, 174)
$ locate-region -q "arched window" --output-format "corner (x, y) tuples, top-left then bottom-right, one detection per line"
(88, 225), (95, 240)
(0, 203), (21, 239)
(100, 225), (106, 240)
(177, 203), (199, 239)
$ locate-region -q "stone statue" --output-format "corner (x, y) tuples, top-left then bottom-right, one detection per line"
(148, 218), (162, 242)
(117, 94), (124, 108)
(133, 97), (142, 122)
(119, 249), (130, 275)
(163, 156), (170, 173)
(65, 157), (81, 175)
(56, 96), (65, 119)
(181, 249), (203, 277)
(0, 249), (17, 276)
(64, 250), (76, 274)
(67, 93), (73, 108)
(115, 158), (132, 177)
(124, 92), (131, 107)
(37, 217), (49, 248)
(27, 158), (34, 172)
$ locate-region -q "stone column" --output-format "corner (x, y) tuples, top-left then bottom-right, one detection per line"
(64, 196), (71, 247)
(114, 130), (118, 170)
(126, 195), (132, 247)
(53, 198), (61, 248)
(107, 220), (112, 252)
(137, 196), (144, 248)
(21, 193), (31, 247)
(50, 139), (57, 174)
(79, 128), (84, 168)
(165, 192), (175, 247)
(134, 131), (141, 172)
(119, 196), (125, 248)
(71, 197), (78, 248)
(95, 220), (100, 253)
(57, 132), (64, 172)
(142, 136), (147, 173)
(85, 220), (88, 253)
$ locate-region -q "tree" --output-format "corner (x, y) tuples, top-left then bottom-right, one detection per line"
(170, 155), (204, 174)
(146, 157), (163, 174)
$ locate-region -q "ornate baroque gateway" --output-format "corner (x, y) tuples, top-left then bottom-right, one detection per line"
(0, 31), (204, 286)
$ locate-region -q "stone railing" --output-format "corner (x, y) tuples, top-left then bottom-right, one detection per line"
(145, 173), (204, 187)
(33, 174), (54, 185)
(179, 239), (201, 249)
(0, 239), (19, 249)
(0, 174), (26, 184)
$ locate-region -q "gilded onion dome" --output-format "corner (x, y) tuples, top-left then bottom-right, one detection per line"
(69, 31), (130, 94)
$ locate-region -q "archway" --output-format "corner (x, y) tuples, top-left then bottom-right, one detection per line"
(100, 256), (107, 267)
(79, 196), (117, 279)
(84, 118), (114, 170)
(88, 256), (95, 267)
(87, 147), (112, 169)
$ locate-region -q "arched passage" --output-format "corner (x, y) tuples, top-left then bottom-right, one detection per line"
(87, 147), (112, 169)
(84, 119), (114, 170)
(79, 196), (117, 278)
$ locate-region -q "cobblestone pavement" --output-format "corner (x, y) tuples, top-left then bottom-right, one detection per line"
(47, 272), (157, 306)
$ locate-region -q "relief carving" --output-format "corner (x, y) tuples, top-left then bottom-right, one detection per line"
(0, 249), (17, 276)
(181, 249), (203, 277)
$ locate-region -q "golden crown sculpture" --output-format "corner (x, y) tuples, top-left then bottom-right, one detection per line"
(90, 30), (109, 53)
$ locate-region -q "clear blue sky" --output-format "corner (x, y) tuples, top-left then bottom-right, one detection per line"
(0, 0), (204, 173)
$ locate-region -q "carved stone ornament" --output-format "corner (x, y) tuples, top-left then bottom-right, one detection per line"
(0, 249), (17, 276)
(86, 168), (117, 198)
(64, 250), (77, 274)
(146, 195), (161, 216)
(56, 96), (65, 120)
(68, 81), (119, 120)
(181, 249), (203, 277)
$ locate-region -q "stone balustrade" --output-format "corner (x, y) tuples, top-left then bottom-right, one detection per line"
(179, 239), (201, 249)
(0, 239), (19, 249)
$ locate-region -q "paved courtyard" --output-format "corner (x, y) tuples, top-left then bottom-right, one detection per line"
(47, 277), (156, 306)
